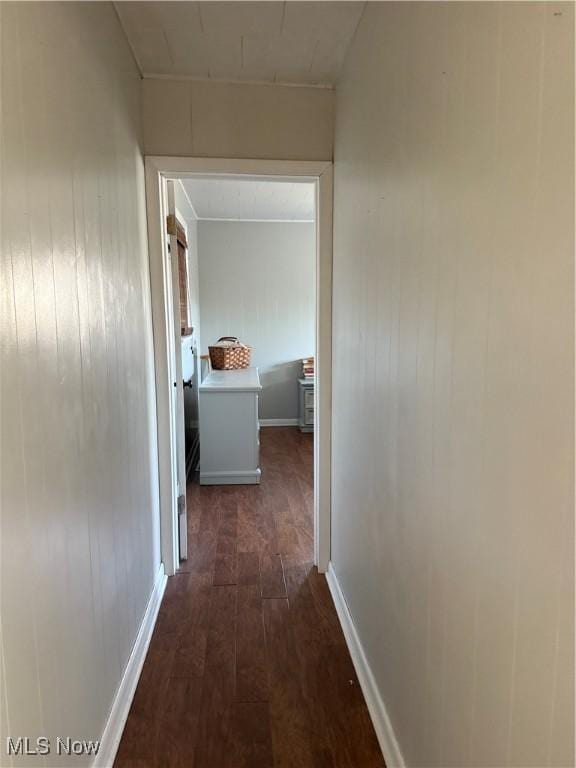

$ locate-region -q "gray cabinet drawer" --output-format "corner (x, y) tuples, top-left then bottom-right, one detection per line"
(298, 378), (315, 433)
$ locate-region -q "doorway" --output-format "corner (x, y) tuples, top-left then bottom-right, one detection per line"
(144, 157), (333, 577)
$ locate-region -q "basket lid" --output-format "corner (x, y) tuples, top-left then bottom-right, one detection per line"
(211, 336), (250, 349)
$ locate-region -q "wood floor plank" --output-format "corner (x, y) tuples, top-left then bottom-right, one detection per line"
(283, 564), (327, 658)
(283, 473), (314, 565)
(262, 597), (318, 768)
(236, 583), (269, 702)
(213, 499), (238, 586)
(258, 502), (280, 554)
(307, 566), (346, 642)
(315, 644), (386, 768)
(193, 585), (237, 767)
(178, 530), (217, 575)
(156, 676), (203, 768)
(172, 573), (213, 678)
(282, 565), (340, 766)
(237, 485), (278, 556)
(237, 498), (261, 554)
(269, 479), (301, 562)
(228, 702), (274, 768)
(237, 551), (260, 587)
(204, 584), (237, 668)
(260, 553), (287, 599)
(154, 573), (192, 637)
(114, 757), (150, 768)
(193, 663), (235, 768)
(115, 633), (176, 762)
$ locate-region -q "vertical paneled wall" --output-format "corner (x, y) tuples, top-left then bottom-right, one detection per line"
(332, 3), (574, 767)
(0, 3), (159, 765)
(142, 78), (334, 161)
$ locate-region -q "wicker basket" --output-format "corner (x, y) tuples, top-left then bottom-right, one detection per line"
(208, 337), (252, 370)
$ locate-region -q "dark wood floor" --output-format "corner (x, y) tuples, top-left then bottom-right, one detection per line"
(115, 427), (385, 768)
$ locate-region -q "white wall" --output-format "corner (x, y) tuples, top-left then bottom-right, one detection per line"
(142, 77), (334, 160)
(331, 3), (574, 767)
(1, 3), (159, 765)
(198, 221), (315, 420)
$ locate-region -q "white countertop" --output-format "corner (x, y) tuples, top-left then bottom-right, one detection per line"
(199, 367), (262, 392)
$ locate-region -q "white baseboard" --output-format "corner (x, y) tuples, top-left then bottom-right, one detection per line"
(93, 563), (167, 768)
(200, 469), (261, 485)
(326, 563), (405, 768)
(259, 418), (299, 427)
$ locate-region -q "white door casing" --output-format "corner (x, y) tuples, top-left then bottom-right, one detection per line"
(145, 157), (333, 576)
(166, 181), (188, 562)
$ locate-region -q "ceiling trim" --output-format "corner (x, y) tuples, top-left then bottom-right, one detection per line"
(147, 156), (331, 180)
(142, 72), (335, 91)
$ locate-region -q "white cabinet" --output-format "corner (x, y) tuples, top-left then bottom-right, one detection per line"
(298, 378), (314, 433)
(199, 368), (262, 485)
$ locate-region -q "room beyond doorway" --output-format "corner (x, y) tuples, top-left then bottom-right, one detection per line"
(182, 175), (316, 428)
(144, 157), (333, 579)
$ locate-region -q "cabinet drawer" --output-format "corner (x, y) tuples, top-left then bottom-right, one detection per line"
(304, 407), (315, 425)
(304, 389), (314, 408)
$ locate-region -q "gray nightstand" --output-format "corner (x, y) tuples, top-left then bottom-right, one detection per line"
(298, 378), (314, 433)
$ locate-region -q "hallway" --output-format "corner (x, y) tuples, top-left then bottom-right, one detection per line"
(115, 428), (384, 768)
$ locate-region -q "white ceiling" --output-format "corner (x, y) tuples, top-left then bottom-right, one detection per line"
(180, 178), (315, 221)
(115, 1), (364, 87)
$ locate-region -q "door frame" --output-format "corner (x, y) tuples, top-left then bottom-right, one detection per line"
(166, 181), (188, 562)
(144, 156), (333, 576)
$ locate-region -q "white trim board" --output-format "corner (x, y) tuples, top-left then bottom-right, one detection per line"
(93, 564), (167, 768)
(200, 469), (261, 485)
(142, 72), (334, 91)
(259, 418), (299, 427)
(326, 563), (405, 768)
(197, 218), (314, 223)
